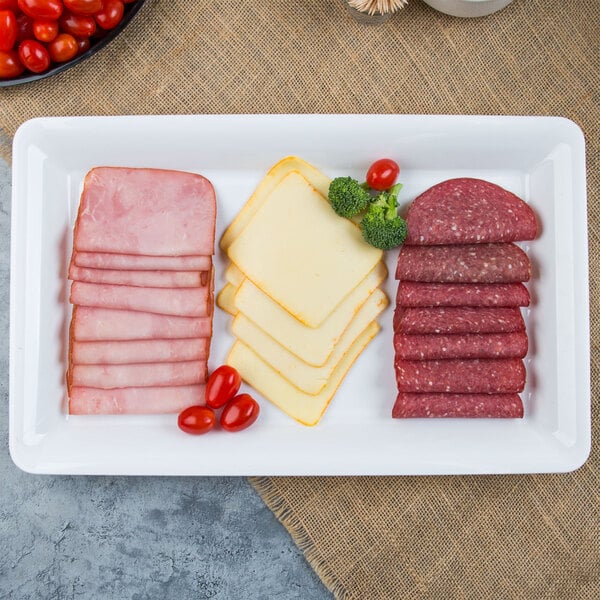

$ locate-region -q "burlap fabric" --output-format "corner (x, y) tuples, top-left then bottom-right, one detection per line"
(1, 1), (598, 598)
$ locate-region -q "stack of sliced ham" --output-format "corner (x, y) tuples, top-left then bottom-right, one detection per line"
(67, 167), (216, 415)
(392, 178), (537, 418)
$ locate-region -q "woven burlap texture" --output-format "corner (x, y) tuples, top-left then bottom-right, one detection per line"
(1, 1), (598, 599)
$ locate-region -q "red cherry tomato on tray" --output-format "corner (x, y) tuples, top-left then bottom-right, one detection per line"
(33, 18), (58, 42)
(18, 0), (63, 20)
(178, 405), (216, 435)
(18, 38), (50, 72)
(0, 48), (24, 77)
(220, 394), (260, 432)
(94, 0), (124, 30)
(63, 0), (103, 15)
(205, 365), (241, 409)
(366, 158), (400, 191)
(0, 1), (18, 11)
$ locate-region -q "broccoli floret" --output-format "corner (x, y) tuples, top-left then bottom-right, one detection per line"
(360, 184), (407, 250)
(328, 176), (371, 218)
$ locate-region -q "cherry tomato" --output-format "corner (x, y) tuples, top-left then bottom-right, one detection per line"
(60, 11), (95, 37)
(18, 0), (64, 20)
(63, 0), (102, 15)
(75, 34), (89, 53)
(18, 37), (49, 72)
(0, 48), (24, 77)
(94, 0), (124, 30)
(0, 1), (18, 10)
(205, 365), (241, 409)
(47, 32), (78, 62)
(178, 405), (216, 435)
(15, 13), (33, 42)
(33, 18), (58, 42)
(365, 158), (400, 191)
(0, 9), (17, 51)
(220, 394), (260, 432)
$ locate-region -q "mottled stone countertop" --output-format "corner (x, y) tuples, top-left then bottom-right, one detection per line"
(0, 157), (331, 600)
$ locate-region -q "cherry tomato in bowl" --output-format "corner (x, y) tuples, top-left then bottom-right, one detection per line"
(366, 158), (400, 191)
(17, 0), (63, 20)
(18, 37), (49, 71)
(47, 31), (78, 62)
(32, 18), (58, 42)
(63, 0), (103, 16)
(0, 9), (17, 51)
(94, 0), (124, 30)
(0, 0), (145, 86)
(220, 394), (260, 432)
(0, 48), (23, 77)
(178, 405), (216, 436)
(205, 365), (242, 409)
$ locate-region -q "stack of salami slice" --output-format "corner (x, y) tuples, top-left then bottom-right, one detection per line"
(67, 167), (216, 415)
(392, 178), (537, 418)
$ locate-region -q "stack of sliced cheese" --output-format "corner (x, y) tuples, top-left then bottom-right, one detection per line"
(217, 157), (389, 426)
(67, 167), (216, 415)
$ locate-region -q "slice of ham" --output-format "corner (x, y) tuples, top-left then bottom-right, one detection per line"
(71, 307), (212, 341)
(73, 167), (216, 256)
(74, 252), (212, 271)
(71, 338), (210, 364)
(69, 385), (205, 415)
(70, 281), (211, 317)
(392, 392), (524, 418)
(70, 360), (207, 389)
(69, 264), (208, 288)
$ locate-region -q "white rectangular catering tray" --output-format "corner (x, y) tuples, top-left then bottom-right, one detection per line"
(9, 114), (590, 475)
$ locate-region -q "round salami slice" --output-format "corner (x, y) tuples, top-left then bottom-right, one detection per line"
(395, 243), (531, 283)
(393, 306), (525, 335)
(405, 178), (537, 245)
(392, 392), (524, 418)
(394, 332), (528, 360)
(395, 281), (530, 307)
(394, 358), (526, 393)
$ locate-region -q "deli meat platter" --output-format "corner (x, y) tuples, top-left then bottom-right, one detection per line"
(9, 114), (590, 475)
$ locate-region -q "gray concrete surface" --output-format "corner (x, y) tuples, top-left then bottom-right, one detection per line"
(0, 157), (332, 600)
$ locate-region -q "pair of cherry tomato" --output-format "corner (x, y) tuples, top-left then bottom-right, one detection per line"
(0, 0), (136, 79)
(178, 366), (260, 435)
(365, 158), (400, 191)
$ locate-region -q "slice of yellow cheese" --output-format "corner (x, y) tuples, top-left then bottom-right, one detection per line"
(227, 322), (380, 426)
(216, 283), (238, 316)
(232, 289), (388, 394)
(224, 263), (245, 287)
(220, 156), (331, 251)
(228, 171), (383, 327)
(233, 262), (387, 365)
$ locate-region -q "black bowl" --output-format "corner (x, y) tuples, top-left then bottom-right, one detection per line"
(0, 0), (146, 88)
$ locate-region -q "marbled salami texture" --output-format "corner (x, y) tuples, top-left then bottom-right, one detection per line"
(396, 281), (530, 307)
(394, 358), (526, 394)
(395, 243), (530, 283)
(393, 306), (525, 335)
(392, 393), (524, 418)
(405, 178), (537, 245)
